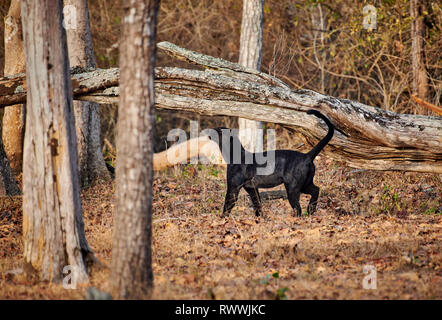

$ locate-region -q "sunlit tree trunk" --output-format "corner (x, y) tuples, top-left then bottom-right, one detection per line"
(310, 3), (328, 94)
(21, 0), (92, 282)
(2, 0), (25, 174)
(64, 0), (110, 187)
(410, 0), (429, 114)
(238, 0), (264, 152)
(110, 0), (160, 299)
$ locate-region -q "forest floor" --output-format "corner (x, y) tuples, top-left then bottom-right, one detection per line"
(0, 157), (441, 299)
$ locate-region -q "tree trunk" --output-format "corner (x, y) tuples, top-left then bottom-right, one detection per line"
(238, 0), (264, 152)
(111, 0), (159, 299)
(64, 0), (110, 187)
(2, 0), (25, 173)
(310, 2), (328, 94)
(410, 0), (429, 114)
(21, 0), (92, 282)
(0, 137), (20, 196)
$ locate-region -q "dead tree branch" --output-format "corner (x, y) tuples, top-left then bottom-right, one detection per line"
(0, 42), (441, 173)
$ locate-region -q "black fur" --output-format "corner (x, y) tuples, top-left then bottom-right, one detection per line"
(212, 109), (334, 217)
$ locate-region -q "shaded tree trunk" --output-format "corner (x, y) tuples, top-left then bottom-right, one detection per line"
(2, 0), (25, 173)
(410, 0), (429, 114)
(110, 0), (160, 299)
(21, 0), (92, 282)
(0, 137), (20, 196)
(64, 0), (110, 187)
(238, 0), (264, 152)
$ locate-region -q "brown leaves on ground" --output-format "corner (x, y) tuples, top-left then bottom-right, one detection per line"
(0, 158), (440, 299)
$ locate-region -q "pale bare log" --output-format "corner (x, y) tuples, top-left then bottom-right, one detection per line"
(157, 41), (288, 88)
(153, 136), (225, 171)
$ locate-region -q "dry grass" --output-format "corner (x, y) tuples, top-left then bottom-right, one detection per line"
(1, 157), (440, 300)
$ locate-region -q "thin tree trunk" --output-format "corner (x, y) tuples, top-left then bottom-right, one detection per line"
(310, 3), (327, 94)
(21, 0), (92, 282)
(410, 0), (429, 114)
(2, 0), (25, 173)
(64, 0), (110, 187)
(238, 0), (264, 152)
(111, 0), (160, 299)
(0, 137), (20, 196)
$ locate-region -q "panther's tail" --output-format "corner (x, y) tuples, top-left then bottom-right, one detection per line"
(306, 109), (334, 160)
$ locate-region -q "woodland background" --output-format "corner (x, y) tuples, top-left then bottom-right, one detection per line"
(0, 0), (440, 300)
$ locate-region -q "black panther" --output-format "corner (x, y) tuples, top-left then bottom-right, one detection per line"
(211, 110), (334, 217)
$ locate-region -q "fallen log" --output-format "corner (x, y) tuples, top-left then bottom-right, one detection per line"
(0, 42), (441, 173)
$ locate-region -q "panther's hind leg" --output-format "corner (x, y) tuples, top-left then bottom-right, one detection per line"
(304, 183), (320, 215)
(285, 183), (302, 216)
(244, 186), (262, 216)
(222, 185), (241, 217)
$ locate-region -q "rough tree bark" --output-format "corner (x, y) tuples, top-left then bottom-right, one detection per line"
(64, 0), (110, 187)
(110, 0), (159, 299)
(238, 0), (264, 152)
(21, 0), (93, 282)
(2, 0), (25, 173)
(1, 42), (441, 173)
(410, 0), (429, 114)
